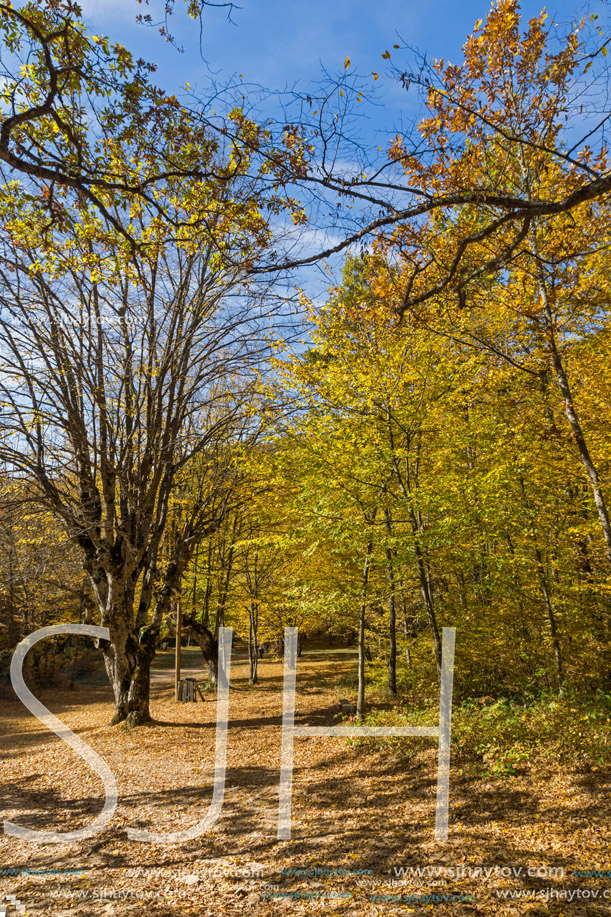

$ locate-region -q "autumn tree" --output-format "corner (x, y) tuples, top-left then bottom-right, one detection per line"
(378, 3), (611, 579)
(0, 83), (293, 722)
(5, 1), (611, 296)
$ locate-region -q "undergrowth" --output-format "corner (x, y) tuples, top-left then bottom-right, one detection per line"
(348, 690), (611, 777)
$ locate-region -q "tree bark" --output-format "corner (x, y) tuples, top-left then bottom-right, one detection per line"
(126, 627), (157, 726)
(248, 601), (259, 684)
(408, 512), (442, 679)
(530, 220), (611, 572)
(357, 533), (375, 722)
(386, 416), (442, 679)
(174, 600), (182, 703)
(182, 614), (218, 683)
(383, 507), (397, 695)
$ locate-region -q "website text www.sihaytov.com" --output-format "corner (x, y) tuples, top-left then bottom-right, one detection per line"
(49, 889), (604, 907)
(496, 888), (611, 903)
(4, 861), (610, 912)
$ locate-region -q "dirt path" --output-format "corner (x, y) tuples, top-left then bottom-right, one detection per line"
(1, 651), (610, 916)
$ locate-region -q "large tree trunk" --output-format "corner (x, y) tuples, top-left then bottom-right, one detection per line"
(100, 618), (157, 726)
(126, 626), (158, 725)
(182, 614), (218, 683)
(100, 618), (137, 725)
(101, 561), (203, 726)
(89, 568), (158, 725)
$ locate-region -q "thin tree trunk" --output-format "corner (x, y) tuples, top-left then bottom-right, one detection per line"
(7, 535), (16, 646)
(408, 512), (442, 678)
(386, 415), (442, 680)
(398, 583), (412, 666)
(531, 230), (611, 571)
(216, 537), (236, 636)
(248, 601), (259, 684)
(535, 548), (564, 690)
(357, 534), (375, 722)
(383, 507), (397, 695)
(174, 599), (182, 702)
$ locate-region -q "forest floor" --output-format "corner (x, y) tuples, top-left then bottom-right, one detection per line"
(1, 649), (610, 916)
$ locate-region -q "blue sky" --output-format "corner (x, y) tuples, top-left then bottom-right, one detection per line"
(80, 0), (594, 112)
(76, 0), (600, 295)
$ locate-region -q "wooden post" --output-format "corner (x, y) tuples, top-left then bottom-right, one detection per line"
(175, 599), (182, 702)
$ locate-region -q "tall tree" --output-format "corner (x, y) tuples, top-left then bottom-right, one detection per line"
(0, 120), (282, 721)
